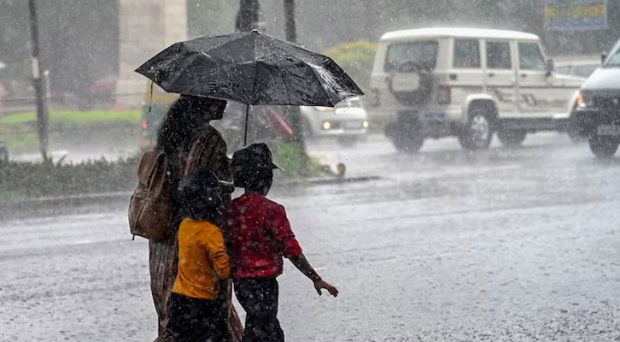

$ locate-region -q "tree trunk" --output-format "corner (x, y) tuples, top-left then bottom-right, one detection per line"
(236, 0), (260, 32)
(29, 0), (49, 158)
(283, 0), (296, 42)
(282, 0), (306, 159)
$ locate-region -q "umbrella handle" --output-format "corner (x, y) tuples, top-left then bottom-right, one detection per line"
(243, 104), (250, 146)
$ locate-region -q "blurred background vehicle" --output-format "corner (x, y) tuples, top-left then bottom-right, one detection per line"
(573, 40), (620, 158)
(368, 27), (585, 153)
(557, 56), (603, 141)
(300, 96), (368, 147)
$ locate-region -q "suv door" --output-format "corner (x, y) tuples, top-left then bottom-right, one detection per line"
(484, 40), (517, 117)
(516, 41), (548, 116)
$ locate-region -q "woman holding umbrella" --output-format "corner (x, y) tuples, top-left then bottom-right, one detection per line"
(136, 31), (363, 340)
(149, 94), (241, 341)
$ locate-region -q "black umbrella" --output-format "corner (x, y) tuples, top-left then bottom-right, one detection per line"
(135, 30), (364, 145)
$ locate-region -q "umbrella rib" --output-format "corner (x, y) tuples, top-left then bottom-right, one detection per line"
(250, 39), (260, 105)
(304, 61), (336, 106)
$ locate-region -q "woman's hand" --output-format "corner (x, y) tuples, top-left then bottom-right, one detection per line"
(313, 279), (339, 297)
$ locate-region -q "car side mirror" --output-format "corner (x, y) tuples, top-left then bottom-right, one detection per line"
(601, 52), (608, 65)
(545, 58), (554, 77)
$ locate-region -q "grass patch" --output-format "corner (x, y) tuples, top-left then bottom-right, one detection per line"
(0, 109), (141, 153)
(272, 141), (325, 178)
(0, 109), (140, 127)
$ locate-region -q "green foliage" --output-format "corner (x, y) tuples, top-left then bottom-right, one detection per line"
(0, 110), (140, 127)
(0, 110), (141, 152)
(324, 40), (377, 92)
(0, 155), (139, 202)
(272, 141), (323, 178)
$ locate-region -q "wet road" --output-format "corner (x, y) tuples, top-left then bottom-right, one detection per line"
(1, 133), (619, 341)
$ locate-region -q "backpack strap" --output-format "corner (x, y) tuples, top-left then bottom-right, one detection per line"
(184, 127), (227, 176)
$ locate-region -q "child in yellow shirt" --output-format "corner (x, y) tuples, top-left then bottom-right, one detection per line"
(168, 170), (234, 342)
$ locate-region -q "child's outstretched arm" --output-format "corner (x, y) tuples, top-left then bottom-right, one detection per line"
(289, 254), (339, 297)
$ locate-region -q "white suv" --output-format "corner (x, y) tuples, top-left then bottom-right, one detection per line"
(367, 27), (585, 152)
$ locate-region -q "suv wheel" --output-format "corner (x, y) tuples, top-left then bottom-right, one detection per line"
(567, 105), (585, 143)
(497, 129), (527, 147)
(392, 132), (424, 153)
(589, 135), (619, 159)
(459, 105), (494, 150)
(387, 119), (425, 153)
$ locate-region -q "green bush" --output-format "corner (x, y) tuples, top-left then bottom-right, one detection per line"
(324, 40), (377, 92)
(0, 155), (139, 202)
(272, 141), (325, 179)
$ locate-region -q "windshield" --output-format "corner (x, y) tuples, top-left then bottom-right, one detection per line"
(603, 41), (620, 68)
(384, 40), (438, 72)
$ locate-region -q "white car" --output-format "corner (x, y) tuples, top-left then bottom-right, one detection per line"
(368, 27), (585, 152)
(300, 96), (369, 146)
(554, 57), (601, 140)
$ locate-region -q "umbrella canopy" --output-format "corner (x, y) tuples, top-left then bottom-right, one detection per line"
(135, 30), (363, 107)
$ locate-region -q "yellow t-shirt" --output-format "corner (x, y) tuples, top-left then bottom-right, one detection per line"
(172, 218), (231, 300)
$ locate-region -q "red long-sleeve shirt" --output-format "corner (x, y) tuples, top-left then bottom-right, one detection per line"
(225, 193), (302, 280)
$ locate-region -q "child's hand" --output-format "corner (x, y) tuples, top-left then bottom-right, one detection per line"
(313, 279), (339, 297)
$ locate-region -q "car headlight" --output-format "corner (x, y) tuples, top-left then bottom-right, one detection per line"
(362, 121), (369, 129)
(576, 92), (594, 108)
(322, 121), (332, 130)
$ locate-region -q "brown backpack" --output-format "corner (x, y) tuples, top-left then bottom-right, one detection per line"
(128, 149), (175, 241)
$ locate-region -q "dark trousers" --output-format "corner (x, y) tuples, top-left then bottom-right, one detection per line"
(234, 278), (284, 342)
(167, 292), (228, 342)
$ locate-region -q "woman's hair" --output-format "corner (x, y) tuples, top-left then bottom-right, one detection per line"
(155, 95), (228, 210)
(156, 95), (227, 156)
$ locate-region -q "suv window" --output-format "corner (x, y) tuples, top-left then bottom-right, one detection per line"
(384, 41), (438, 72)
(453, 39), (480, 68)
(518, 42), (545, 70)
(486, 41), (511, 69)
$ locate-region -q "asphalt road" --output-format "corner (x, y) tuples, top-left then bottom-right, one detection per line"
(1, 132), (619, 341)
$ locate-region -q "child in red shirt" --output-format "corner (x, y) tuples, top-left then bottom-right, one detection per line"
(226, 143), (338, 342)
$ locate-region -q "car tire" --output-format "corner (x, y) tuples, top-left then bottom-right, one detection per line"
(389, 124), (425, 153)
(567, 106), (585, 143)
(497, 129), (526, 147)
(588, 135), (619, 159)
(392, 133), (424, 153)
(459, 104), (495, 150)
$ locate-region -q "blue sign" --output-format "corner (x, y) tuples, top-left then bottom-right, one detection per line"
(544, 0), (608, 31)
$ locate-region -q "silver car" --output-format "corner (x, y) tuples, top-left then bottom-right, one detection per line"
(300, 96), (369, 146)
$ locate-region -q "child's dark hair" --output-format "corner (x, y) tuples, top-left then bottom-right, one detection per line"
(231, 143), (279, 193)
(178, 170), (230, 221)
